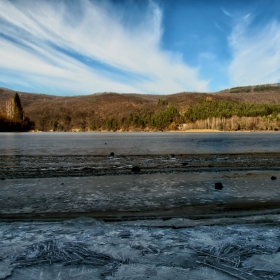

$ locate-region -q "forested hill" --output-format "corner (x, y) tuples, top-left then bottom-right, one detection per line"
(1, 84), (280, 132)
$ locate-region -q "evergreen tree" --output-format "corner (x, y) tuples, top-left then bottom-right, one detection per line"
(13, 92), (23, 121)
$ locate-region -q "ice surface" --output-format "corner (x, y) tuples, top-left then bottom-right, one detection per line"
(1, 171), (280, 216)
(0, 217), (280, 279)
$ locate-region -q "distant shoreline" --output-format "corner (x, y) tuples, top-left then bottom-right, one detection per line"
(26, 129), (280, 133)
(169, 129), (280, 133)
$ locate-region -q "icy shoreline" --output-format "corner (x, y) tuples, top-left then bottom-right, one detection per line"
(1, 170), (280, 220)
(1, 153), (280, 179)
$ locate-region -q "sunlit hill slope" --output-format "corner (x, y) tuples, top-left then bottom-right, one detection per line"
(1, 84), (280, 131)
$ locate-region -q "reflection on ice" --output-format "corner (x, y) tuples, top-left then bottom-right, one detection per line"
(0, 217), (280, 279)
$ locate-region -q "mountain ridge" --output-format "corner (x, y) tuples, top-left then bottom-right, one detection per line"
(1, 84), (280, 131)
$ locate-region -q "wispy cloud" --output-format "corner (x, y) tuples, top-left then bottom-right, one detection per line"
(215, 22), (224, 32)
(228, 16), (280, 87)
(221, 7), (232, 17)
(0, 0), (208, 95)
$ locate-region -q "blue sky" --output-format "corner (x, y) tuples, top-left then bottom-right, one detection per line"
(0, 0), (280, 95)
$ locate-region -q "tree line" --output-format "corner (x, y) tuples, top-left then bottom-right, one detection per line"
(228, 84), (280, 93)
(102, 104), (180, 131)
(88, 100), (280, 131)
(184, 100), (280, 122)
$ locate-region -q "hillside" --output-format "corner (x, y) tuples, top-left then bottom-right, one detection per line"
(1, 84), (280, 131)
(217, 84), (280, 104)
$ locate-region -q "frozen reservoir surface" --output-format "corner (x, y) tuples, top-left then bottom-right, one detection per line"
(2, 132), (280, 155)
(1, 217), (280, 280)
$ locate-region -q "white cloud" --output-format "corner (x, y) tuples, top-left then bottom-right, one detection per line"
(0, 0), (208, 95)
(228, 18), (280, 87)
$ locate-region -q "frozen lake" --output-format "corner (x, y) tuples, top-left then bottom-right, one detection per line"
(1, 132), (280, 155)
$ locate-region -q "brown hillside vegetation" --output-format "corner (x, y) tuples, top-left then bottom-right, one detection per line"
(1, 84), (280, 131)
(0, 87), (57, 108)
(217, 84), (280, 103)
(216, 90), (280, 104)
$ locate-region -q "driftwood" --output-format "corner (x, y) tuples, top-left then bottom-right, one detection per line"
(196, 243), (278, 280)
(12, 238), (118, 268)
